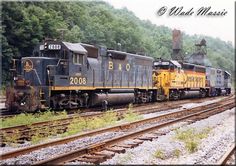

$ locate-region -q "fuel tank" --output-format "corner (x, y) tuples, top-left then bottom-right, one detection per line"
(90, 93), (135, 106)
(181, 90), (201, 99)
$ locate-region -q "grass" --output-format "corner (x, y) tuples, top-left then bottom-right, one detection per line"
(117, 152), (133, 164)
(2, 129), (21, 146)
(2, 104), (143, 144)
(0, 84), (6, 96)
(153, 149), (165, 159)
(61, 110), (118, 137)
(173, 148), (181, 158)
(31, 129), (44, 144)
(175, 127), (212, 153)
(123, 103), (142, 122)
(1, 109), (68, 128)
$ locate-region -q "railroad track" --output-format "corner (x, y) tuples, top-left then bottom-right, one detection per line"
(0, 95), (230, 119)
(0, 96), (231, 144)
(0, 97), (234, 165)
(217, 144), (235, 165)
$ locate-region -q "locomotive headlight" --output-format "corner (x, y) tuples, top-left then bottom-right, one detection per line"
(44, 42), (48, 49)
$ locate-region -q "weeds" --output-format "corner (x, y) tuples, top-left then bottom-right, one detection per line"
(2, 105), (146, 145)
(1, 110), (68, 128)
(173, 148), (181, 158)
(123, 103), (142, 122)
(153, 149), (165, 159)
(2, 129), (21, 146)
(117, 152), (133, 164)
(61, 111), (118, 137)
(31, 129), (44, 144)
(0, 85), (6, 96)
(175, 127), (212, 153)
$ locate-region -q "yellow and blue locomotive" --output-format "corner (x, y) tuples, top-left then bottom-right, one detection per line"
(152, 58), (231, 101)
(153, 59), (207, 101)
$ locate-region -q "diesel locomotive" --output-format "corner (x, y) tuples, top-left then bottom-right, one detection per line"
(6, 39), (157, 112)
(5, 38), (231, 112)
(152, 59), (231, 101)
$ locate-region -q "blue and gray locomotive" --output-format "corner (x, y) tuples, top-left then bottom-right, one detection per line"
(6, 39), (156, 112)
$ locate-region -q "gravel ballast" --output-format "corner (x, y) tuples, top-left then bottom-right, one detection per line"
(0, 97), (233, 165)
(102, 107), (235, 165)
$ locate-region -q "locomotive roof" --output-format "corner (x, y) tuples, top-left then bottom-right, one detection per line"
(182, 62), (206, 68)
(170, 60), (181, 68)
(62, 42), (87, 54)
(107, 50), (154, 61)
(224, 70), (231, 75)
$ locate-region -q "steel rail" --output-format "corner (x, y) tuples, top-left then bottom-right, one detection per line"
(217, 144), (235, 165)
(1, 98), (233, 163)
(2, 96), (215, 142)
(32, 101), (235, 165)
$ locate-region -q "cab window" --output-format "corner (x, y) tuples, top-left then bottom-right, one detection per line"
(73, 53), (84, 65)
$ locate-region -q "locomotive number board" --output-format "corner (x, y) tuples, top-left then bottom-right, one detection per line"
(70, 76), (87, 85)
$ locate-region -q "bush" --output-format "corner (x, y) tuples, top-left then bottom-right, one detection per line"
(153, 149), (165, 159)
(1, 109), (68, 128)
(123, 104), (142, 122)
(175, 127), (212, 153)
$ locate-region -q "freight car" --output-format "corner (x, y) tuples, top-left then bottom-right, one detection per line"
(5, 39), (157, 112)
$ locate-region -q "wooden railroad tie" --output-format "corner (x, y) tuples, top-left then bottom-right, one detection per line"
(105, 146), (126, 153)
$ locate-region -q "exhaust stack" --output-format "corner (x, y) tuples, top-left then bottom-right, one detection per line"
(172, 29), (183, 62)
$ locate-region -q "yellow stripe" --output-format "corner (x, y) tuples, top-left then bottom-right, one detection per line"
(50, 86), (157, 91)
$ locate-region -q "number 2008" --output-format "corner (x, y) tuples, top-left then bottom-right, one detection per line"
(70, 77), (86, 85)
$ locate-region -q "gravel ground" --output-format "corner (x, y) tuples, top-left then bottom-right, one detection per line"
(102, 107), (235, 165)
(0, 132), (125, 165)
(141, 97), (223, 119)
(0, 97), (231, 165)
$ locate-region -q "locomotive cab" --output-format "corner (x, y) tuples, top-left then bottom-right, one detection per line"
(153, 59), (185, 100)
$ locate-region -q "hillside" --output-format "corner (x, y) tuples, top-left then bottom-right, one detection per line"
(1, 1), (235, 83)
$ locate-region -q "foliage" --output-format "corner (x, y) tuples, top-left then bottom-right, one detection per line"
(1, 110), (68, 128)
(1, 1), (235, 84)
(123, 103), (142, 122)
(2, 129), (21, 146)
(153, 149), (165, 159)
(173, 148), (181, 158)
(61, 110), (117, 137)
(175, 127), (212, 153)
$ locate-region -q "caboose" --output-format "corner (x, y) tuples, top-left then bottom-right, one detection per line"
(6, 39), (156, 112)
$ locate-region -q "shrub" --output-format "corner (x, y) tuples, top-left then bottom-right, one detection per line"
(153, 149), (165, 159)
(174, 127), (212, 153)
(173, 148), (181, 158)
(1, 110), (68, 128)
(123, 104), (142, 122)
